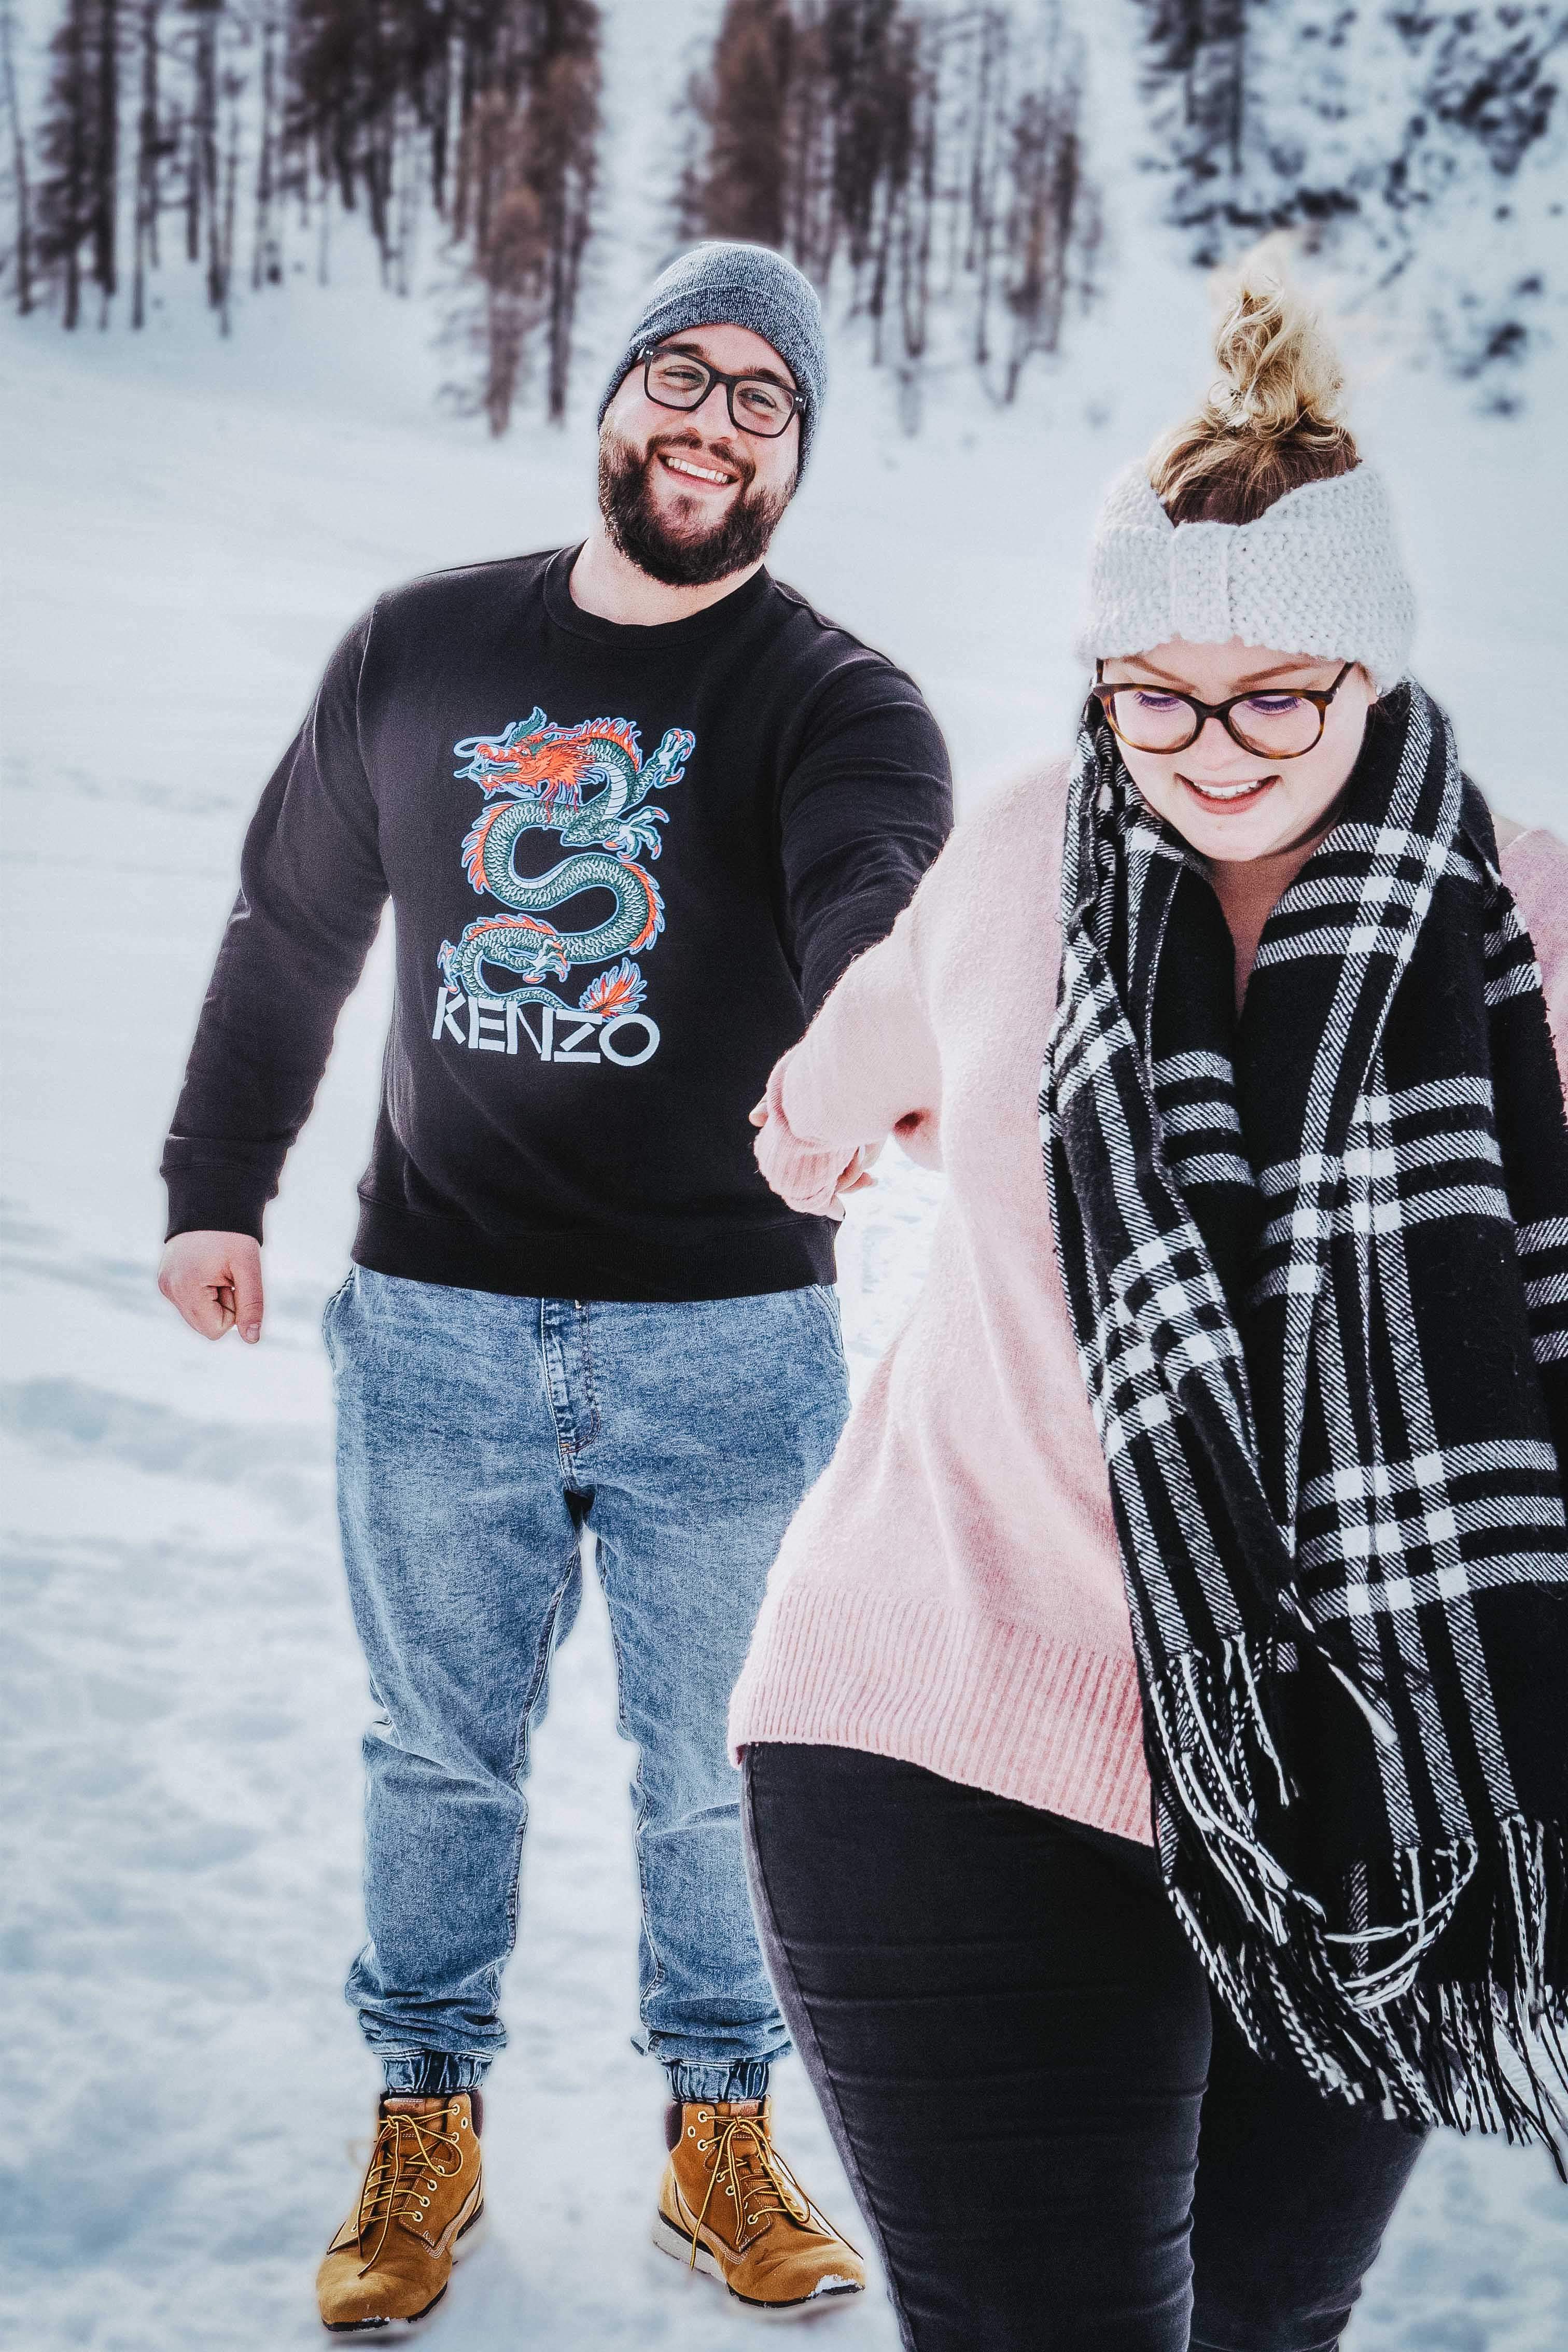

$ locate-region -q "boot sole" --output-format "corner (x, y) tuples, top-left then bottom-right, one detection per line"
(651, 2211), (865, 2323)
(321, 2200), (486, 2332)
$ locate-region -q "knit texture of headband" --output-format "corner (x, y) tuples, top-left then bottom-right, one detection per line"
(1075, 461), (1416, 695)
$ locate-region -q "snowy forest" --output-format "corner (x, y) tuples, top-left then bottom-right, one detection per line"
(2, 0), (1564, 429)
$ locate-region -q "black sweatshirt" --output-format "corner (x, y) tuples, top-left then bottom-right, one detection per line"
(162, 548), (953, 1301)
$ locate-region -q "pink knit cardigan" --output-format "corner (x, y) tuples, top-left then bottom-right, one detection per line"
(729, 759), (1568, 1843)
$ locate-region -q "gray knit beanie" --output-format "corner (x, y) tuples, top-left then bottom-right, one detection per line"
(597, 242), (827, 476)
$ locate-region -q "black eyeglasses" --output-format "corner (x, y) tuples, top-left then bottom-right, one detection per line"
(1088, 660), (1356, 760)
(637, 346), (806, 439)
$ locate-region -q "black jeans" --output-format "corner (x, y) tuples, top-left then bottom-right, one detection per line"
(743, 1744), (1426, 2351)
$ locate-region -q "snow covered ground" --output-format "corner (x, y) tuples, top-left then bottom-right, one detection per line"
(5, 5), (1568, 2346)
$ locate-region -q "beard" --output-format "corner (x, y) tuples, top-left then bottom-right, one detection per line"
(597, 429), (794, 588)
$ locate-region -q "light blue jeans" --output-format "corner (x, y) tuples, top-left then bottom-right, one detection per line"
(324, 1267), (848, 2104)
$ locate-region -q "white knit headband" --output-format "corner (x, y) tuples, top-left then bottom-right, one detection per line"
(1074, 460), (1416, 696)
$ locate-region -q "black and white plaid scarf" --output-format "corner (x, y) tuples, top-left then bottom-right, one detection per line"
(1041, 682), (1568, 2154)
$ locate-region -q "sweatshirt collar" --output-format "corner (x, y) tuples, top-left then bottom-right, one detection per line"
(542, 544), (775, 649)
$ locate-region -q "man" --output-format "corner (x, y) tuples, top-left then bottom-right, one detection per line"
(157, 241), (952, 2330)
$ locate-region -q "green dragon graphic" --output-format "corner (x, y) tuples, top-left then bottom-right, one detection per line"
(438, 707), (695, 1019)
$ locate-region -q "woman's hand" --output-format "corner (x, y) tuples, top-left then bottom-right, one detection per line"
(750, 1099), (881, 1222)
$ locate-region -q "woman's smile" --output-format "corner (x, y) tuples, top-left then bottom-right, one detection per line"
(1175, 768), (1279, 808)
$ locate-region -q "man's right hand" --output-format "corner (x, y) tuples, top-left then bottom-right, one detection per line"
(158, 1230), (265, 1343)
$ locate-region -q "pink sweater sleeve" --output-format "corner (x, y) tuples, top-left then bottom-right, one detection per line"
(1504, 829), (1568, 1083)
(754, 890), (943, 1217)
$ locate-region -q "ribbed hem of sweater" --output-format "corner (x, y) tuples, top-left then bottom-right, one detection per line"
(350, 1192), (836, 1303)
(729, 1583), (1154, 1845)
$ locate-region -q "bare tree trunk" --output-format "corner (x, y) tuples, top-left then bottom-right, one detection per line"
(544, 39), (597, 423)
(62, 0), (87, 324)
(1001, 12), (1087, 403)
(131, 0), (158, 324)
(192, 3), (218, 306)
(900, 53), (934, 363)
(367, 123), (390, 278)
(217, 53), (238, 330)
(868, 171), (893, 363)
(92, 0), (117, 314)
(1223, 1), (1244, 181)
(251, 6), (276, 289)
(1, 1), (33, 313)
(545, 138), (592, 420)
(183, 45), (199, 260)
(285, 0), (309, 236)
(428, 24), (453, 216)
(394, 92), (417, 297)
(364, 0), (390, 278)
(969, 9), (1007, 368)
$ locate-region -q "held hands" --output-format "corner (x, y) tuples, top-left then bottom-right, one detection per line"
(827, 1142), (881, 1205)
(157, 1230), (265, 1343)
(749, 1099), (880, 1222)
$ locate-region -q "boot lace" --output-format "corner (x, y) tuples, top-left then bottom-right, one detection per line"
(354, 2107), (467, 2276)
(683, 2109), (851, 2267)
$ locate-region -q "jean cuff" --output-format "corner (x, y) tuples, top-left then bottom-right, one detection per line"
(382, 2052), (492, 2096)
(663, 2056), (773, 2105)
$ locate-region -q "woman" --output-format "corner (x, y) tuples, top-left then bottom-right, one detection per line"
(730, 268), (1568, 2350)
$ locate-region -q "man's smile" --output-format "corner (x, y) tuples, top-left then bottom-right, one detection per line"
(658, 452), (739, 488)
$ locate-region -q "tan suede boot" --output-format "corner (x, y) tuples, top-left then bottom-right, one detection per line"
(653, 2096), (866, 2320)
(316, 2091), (485, 2331)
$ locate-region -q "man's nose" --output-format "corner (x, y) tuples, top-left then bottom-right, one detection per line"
(688, 379), (733, 432)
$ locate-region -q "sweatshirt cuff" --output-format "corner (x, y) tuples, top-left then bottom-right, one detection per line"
(162, 1169), (272, 1245)
(753, 1056), (851, 1220)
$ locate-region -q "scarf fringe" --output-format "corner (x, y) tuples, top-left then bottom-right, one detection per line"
(1156, 1637), (1568, 2175)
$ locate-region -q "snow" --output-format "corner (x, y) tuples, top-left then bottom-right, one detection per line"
(4, 1), (1568, 2344)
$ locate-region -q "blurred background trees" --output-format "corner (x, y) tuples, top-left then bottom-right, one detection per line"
(1134, 2), (1566, 409)
(1, 0), (1563, 424)
(676, 0), (1101, 420)
(10, 0), (602, 425)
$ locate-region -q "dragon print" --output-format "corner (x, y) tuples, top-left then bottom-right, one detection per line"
(437, 707), (695, 1018)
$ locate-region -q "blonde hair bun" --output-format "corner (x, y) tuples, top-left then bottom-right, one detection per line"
(1211, 262), (1346, 434)
(1150, 247), (1358, 525)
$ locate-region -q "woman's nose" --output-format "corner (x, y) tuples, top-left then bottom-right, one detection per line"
(1192, 713), (1242, 758)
